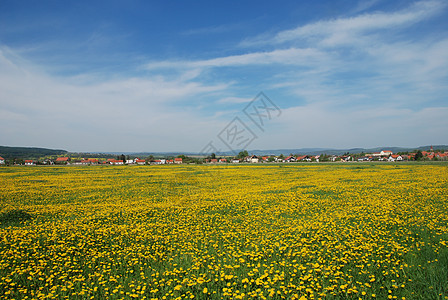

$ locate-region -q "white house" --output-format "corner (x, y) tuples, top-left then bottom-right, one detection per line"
(390, 155), (403, 161)
(341, 156), (351, 162)
(135, 159), (146, 165)
(24, 160), (35, 165)
(284, 156), (296, 162)
(250, 155), (259, 163)
(380, 150), (393, 156)
(231, 159), (240, 163)
(0, 156), (4, 164)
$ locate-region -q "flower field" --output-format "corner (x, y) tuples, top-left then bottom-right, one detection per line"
(1, 163), (447, 299)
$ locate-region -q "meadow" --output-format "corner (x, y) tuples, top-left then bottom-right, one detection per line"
(0, 163), (447, 299)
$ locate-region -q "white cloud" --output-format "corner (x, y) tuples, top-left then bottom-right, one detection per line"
(216, 97), (253, 104)
(0, 48), (230, 152)
(252, 104), (448, 149)
(146, 48), (328, 70)
(245, 0), (445, 47)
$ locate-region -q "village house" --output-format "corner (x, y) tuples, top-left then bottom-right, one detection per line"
(219, 158), (227, 163)
(81, 159), (99, 165)
(274, 157), (284, 162)
(174, 158), (183, 164)
(284, 156), (296, 162)
(106, 159), (123, 165)
(41, 159), (54, 165)
(24, 160), (35, 165)
(231, 158), (240, 163)
(135, 159), (146, 165)
(390, 155), (403, 161)
(380, 150), (393, 156)
(0, 156), (5, 164)
(249, 155), (259, 163)
(296, 155), (311, 162)
(55, 157), (70, 164)
(358, 156), (373, 162)
(436, 152), (448, 160)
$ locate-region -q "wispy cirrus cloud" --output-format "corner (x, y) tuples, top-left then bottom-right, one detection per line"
(0, 47), (231, 151)
(243, 0), (446, 47)
(145, 47), (328, 70)
(216, 96), (253, 104)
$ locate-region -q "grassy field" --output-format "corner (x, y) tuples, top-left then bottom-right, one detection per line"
(1, 164), (447, 299)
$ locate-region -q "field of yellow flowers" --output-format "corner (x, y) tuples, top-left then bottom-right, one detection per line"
(1, 163), (447, 299)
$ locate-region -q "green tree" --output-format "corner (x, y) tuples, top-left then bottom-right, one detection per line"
(237, 150), (248, 159)
(414, 150), (423, 161)
(320, 154), (329, 162)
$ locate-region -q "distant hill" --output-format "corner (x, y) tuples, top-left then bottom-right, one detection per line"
(0, 146), (67, 160)
(102, 145), (447, 157)
(212, 145), (448, 156)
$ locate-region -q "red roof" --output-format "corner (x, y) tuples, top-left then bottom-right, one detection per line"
(25, 160), (33, 163)
(109, 159), (123, 163)
(82, 159), (98, 163)
(135, 159), (145, 163)
(174, 158), (182, 161)
(56, 157), (69, 162)
(0, 156), (4, 160)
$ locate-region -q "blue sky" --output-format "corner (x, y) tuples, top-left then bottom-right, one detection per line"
(0, 0), (447, 152)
